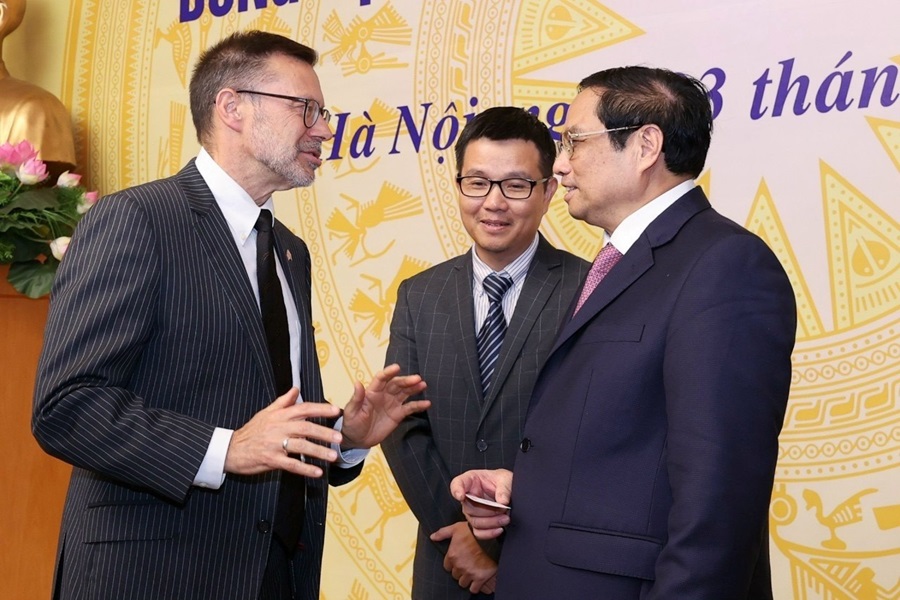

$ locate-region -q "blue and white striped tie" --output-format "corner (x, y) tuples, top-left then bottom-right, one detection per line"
(476, 273), (513, 395)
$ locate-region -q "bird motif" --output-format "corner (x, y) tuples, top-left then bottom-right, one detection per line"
(326, 182), (423, 265)
(154, 20), (192, 88)
(802, 487), (877, 550)
(348, 255), (429, 345)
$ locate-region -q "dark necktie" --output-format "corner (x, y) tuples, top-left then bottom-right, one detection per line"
(256, 210), (305, 553)
(476, 273), (513, 395)
(574, 243), (623, 315)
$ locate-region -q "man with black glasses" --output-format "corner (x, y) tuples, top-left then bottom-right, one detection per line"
(33, 30), (429, 600)
(381, 107), (587, 599)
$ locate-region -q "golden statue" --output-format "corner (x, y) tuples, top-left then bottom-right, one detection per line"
(0, 0), (76, 178)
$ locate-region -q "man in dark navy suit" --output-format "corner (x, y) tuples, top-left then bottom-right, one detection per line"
(452, 66), (796, 599)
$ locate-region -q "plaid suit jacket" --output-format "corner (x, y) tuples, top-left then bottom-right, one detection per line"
(382, 234), (588, 600)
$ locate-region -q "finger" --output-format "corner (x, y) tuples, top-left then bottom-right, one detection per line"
(471, 514), (510, 529)
(282, 438), (339, 464)
(429, 525), (454, 542)
(399, 399), (431, 416)
(342, 380), (366, 414)
(458, 574), (472, 589)
(283, 401), (342, 421)
(386, 373), (424, 389)
(366, 364), (402, 392)
(278, 456), (326, 479)
(286, 422), (343, 450)
(269, 387), (300, 410)
(482, 577), (496, 594)
(470, 526), (505, 540)
(383, 376), (426, 397)
(461, 501), (506, 519)
(449, 475), (469, 501)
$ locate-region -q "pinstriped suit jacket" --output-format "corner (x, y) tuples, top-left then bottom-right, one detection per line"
(381, 235), (588, 600)
(32, 160), (360, 600)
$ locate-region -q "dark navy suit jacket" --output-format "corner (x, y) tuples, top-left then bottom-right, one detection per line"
(495, 187), (796, 599)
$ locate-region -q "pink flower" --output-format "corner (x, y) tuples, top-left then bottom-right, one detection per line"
(49, 236), (71, 261)
(57, 171), (83, 188)
(16, 157), (49, 185)
(0, 140), (39, 169)
(77, 190), (100, 214)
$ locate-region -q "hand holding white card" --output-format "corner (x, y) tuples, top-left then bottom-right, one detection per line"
(465, 492), (510, 510)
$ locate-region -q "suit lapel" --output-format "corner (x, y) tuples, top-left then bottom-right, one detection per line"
(451, 253), (484, 404)
(480, 236), (561, 417)
(178, 162), (274, 394)
(273, 224), (321, 404)
(551, 187), (711, 354)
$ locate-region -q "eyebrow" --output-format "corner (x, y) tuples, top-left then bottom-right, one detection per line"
(462, 169), (536, 178)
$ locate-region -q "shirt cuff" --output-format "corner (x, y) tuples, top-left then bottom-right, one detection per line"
(193, 427), (233, 489)
(333, 415), (368, 468)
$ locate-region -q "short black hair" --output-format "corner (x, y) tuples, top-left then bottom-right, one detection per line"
(189, 30), (318, 144)
(454, 106), (557, 177)
(578, 66), (713, 178)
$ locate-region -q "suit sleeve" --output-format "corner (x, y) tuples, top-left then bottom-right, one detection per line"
(32, 194), (213, 503)
(381, 279), (464, 546)
(290, 233), (363, 488)
(649, 233), (796, 597)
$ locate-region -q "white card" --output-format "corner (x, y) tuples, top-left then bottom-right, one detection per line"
(465, 493), (511, 510)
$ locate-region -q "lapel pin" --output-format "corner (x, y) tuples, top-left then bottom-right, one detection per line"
(286, 249), (293, 262)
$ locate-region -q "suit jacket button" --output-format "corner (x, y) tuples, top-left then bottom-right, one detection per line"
(520, 438), (532, 452)
(476, 439), (488, 452)
(257, 520), (271, 534)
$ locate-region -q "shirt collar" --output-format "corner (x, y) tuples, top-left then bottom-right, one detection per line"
(471, 233), (539, 287)
(195, 147), (275, 247)
(608, 180), (695, 254)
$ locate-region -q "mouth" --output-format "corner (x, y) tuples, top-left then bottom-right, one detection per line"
(299, 145), (323, 167)
(480, 218), (510, 232)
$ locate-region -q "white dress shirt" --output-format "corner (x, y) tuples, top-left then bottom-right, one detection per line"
(192, 148), (363, 489)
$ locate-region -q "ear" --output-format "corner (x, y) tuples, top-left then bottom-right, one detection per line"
(634, 124), (664, 171)
(214, 88), (245, 133)
(540, 176), (558, 214)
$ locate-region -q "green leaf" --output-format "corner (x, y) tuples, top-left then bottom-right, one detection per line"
(7, 259), (57, 298)
(0, 188), (59, 214)
(0, 232), (48, 261)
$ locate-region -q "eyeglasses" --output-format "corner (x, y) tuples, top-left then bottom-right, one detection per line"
(456, 176), (551, 200)
(235, 90), (331, 128)
(555, 125), (641, 157)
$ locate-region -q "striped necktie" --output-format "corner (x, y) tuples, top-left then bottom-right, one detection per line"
(476, 273), (513, 395)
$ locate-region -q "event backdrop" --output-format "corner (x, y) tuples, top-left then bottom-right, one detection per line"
(33, 0), (900, 597)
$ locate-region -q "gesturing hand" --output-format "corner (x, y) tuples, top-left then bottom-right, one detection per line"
(224, 388), (342, 478)
(340, 363), (430, 449)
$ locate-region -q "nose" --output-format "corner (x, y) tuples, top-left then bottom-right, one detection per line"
(483, 183), (508, 209)
(553, 151), (570, 177)
(310, 117), (334, 142)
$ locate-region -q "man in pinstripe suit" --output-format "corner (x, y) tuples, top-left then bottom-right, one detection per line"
(32, 31), (428, 600)
(381, 107), (589, 599)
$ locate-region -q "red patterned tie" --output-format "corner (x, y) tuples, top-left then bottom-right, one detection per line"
(574, 243), (623, 314)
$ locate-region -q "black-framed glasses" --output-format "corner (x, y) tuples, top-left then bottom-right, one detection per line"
(556, 125), (641, 157)
(235, 90), (331, 128)
(456, 176), (552, 200)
